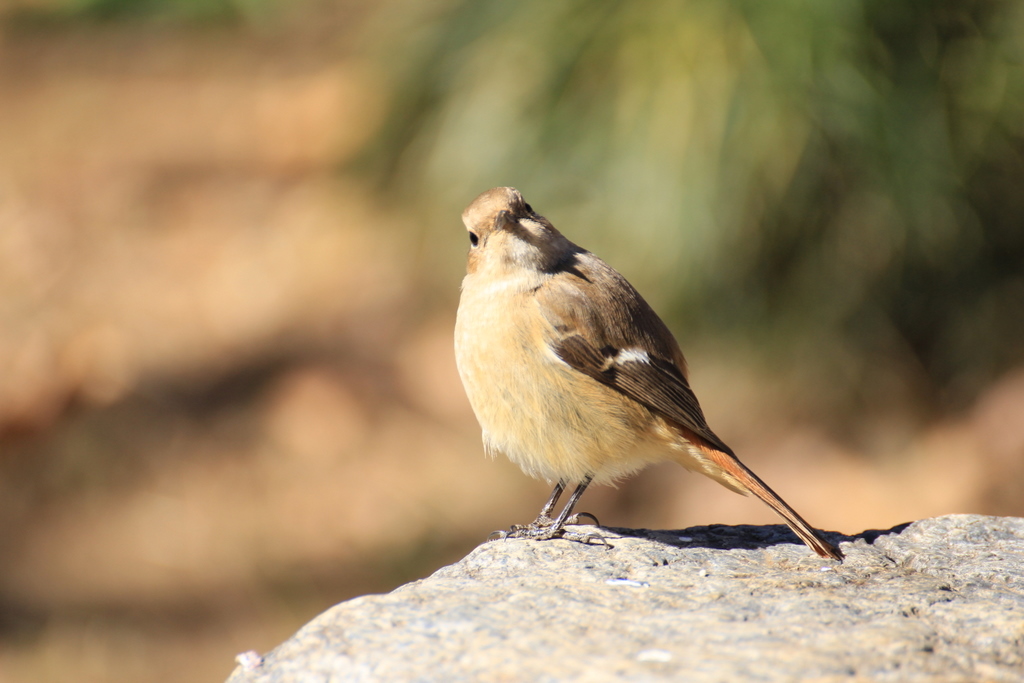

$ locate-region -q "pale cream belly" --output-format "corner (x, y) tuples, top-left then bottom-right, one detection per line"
(455, 289), (672, 484)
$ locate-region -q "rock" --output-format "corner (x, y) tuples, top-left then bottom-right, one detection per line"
(226, 515), (1024, 682)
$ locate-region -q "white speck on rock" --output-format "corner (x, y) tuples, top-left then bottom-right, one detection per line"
(636, 649), (673, 663)
(235, 651), (263, 671)
(605, 578), (649, 588)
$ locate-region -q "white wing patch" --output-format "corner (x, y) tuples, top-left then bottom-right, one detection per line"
(615, 348), (651, 365)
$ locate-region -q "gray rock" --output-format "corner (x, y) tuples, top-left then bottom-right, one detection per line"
(226, 515), (1024, 682)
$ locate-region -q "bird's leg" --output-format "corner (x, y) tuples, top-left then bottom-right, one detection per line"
(534, 480), (566, 525)
(533, 479), (599, 526)
(548, 476), (593, 532)
(546, 476), (608, 545)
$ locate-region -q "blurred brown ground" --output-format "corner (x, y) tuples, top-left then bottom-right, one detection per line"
(0, 13), (1023, 683)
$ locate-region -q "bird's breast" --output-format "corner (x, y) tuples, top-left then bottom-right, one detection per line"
(455, 274), (669, 484)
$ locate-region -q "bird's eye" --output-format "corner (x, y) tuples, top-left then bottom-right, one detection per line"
(524, 203), (533, 214)
(468, 231), (479, 247)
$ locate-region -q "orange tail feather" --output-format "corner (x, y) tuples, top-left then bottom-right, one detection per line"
(701, 445), (844, 561)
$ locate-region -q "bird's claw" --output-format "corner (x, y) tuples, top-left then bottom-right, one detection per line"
(566, 511), (600, 526)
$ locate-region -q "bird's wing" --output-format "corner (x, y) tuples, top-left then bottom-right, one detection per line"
(536, 261), (734, 455)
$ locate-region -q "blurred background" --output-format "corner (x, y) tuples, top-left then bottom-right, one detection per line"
(0, 0), (1022, 680)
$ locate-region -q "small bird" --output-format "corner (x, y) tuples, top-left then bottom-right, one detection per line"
(454, 187), (843, 561)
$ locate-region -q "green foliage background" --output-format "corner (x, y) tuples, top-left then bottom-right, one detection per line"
(364, 0), (1024, 414)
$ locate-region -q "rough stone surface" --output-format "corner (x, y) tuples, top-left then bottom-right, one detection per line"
(226, 515), (1024, 682)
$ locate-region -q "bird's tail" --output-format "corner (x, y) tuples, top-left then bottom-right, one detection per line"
(701, 445), (844, 561)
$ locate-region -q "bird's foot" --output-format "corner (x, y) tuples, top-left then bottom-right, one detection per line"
(486, 512), (608, 547)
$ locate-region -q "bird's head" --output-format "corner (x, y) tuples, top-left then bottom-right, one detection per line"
(461, 187), (576, 276)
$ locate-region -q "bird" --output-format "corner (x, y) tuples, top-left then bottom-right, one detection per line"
(454, 187), (843, 561)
